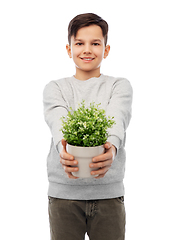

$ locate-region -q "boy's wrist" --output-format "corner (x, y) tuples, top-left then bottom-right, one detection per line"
(112, 145), (117, 157)
(107, 136), (120, 153)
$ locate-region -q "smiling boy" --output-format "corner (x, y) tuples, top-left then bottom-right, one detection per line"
(43, 13), (133, 240)
(66, 23), (110, 80)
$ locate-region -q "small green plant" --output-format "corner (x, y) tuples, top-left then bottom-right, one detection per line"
(60, 100), (116, 147)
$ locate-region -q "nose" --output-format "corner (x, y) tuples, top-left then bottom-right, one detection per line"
(83, 43), (92, 54)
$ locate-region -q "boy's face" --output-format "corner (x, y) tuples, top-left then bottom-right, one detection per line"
(66, 25), (110, 80)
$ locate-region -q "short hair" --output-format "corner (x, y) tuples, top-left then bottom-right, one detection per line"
(68, 13), (108, 46)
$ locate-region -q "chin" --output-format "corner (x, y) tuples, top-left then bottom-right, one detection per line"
(80, 68), (97, 72)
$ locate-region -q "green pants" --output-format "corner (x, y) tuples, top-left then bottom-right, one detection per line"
(48, 196), (125, 240)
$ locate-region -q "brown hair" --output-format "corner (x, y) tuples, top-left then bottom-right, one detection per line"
(68, 13), (108, 46)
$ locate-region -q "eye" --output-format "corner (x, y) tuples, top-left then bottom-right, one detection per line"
(76, 42), (83, 46)
(93, 43), (100, 46)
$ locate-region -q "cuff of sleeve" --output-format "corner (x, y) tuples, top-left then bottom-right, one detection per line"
(56, 140), (63, 154)
(107, 135), (121, 153)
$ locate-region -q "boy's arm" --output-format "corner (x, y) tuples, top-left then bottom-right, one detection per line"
(106, 78), (133, 152)
(43, 81), (68, 151)
(89, 78), (133, 179)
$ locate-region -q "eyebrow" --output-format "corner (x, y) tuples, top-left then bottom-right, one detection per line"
(74, 38), (102, 42)
(93, 39), (102, 42)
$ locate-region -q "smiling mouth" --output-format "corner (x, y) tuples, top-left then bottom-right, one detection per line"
(80, 57), (95, 62)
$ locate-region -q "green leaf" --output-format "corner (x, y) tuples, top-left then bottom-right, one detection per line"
(60, 100), (116, 147)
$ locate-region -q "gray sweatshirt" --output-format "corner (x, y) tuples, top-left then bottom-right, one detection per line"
(43, 74), (133, 200)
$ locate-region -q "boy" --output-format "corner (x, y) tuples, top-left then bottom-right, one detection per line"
(43, 13), (133, 240)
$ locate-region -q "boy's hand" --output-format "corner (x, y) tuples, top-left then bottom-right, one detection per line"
(60, 140), (116, 179)
(60, 139), (79, 179)
(89, 142), (116, 179)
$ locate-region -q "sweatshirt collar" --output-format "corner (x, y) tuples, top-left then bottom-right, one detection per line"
(72, 74), (103, 83)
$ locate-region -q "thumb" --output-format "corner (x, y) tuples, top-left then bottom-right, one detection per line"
(61, 139), (67, 151)
(104, 142), (112, 149)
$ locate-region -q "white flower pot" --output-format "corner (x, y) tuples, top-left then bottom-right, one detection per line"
(66, 144), (105, 178)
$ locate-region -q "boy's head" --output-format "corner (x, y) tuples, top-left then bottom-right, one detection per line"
(68, 13), (108, 46)
(66, 13), (110, 80)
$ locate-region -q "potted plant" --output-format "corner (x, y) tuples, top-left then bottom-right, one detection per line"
(60, 100), (116, 178)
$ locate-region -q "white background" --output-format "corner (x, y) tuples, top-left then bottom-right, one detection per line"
(0, 0), (171, 239)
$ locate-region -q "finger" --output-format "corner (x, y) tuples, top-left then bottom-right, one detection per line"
(104, 142), (117, 157)
(94, 173), (106, 179)
(90, 159), (113, 169)
(60, 158), (78, 166)
(60, 151), (74, 160)
(60, 139), (68, 157)
(91, 166), (110, 176)
(63, 165), (79, 173)
(92, 150), (113, 162)
(61, 139), (67, 149)
(104, 142), (112, 149)
(66, 172), (79, 179)
(60, 140), (74, 160)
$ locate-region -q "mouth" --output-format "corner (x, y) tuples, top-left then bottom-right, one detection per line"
(80, 57), (95, 63)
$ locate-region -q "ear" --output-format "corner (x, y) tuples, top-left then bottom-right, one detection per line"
(66, 44), (72, 58)
(104, 45), (110, 59)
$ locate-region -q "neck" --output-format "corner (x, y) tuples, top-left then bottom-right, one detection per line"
(74, 67), (101, 81)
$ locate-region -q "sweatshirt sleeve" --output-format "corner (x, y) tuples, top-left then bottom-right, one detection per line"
(43, 81), (68, 152)
(106, 78), (133, 151)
